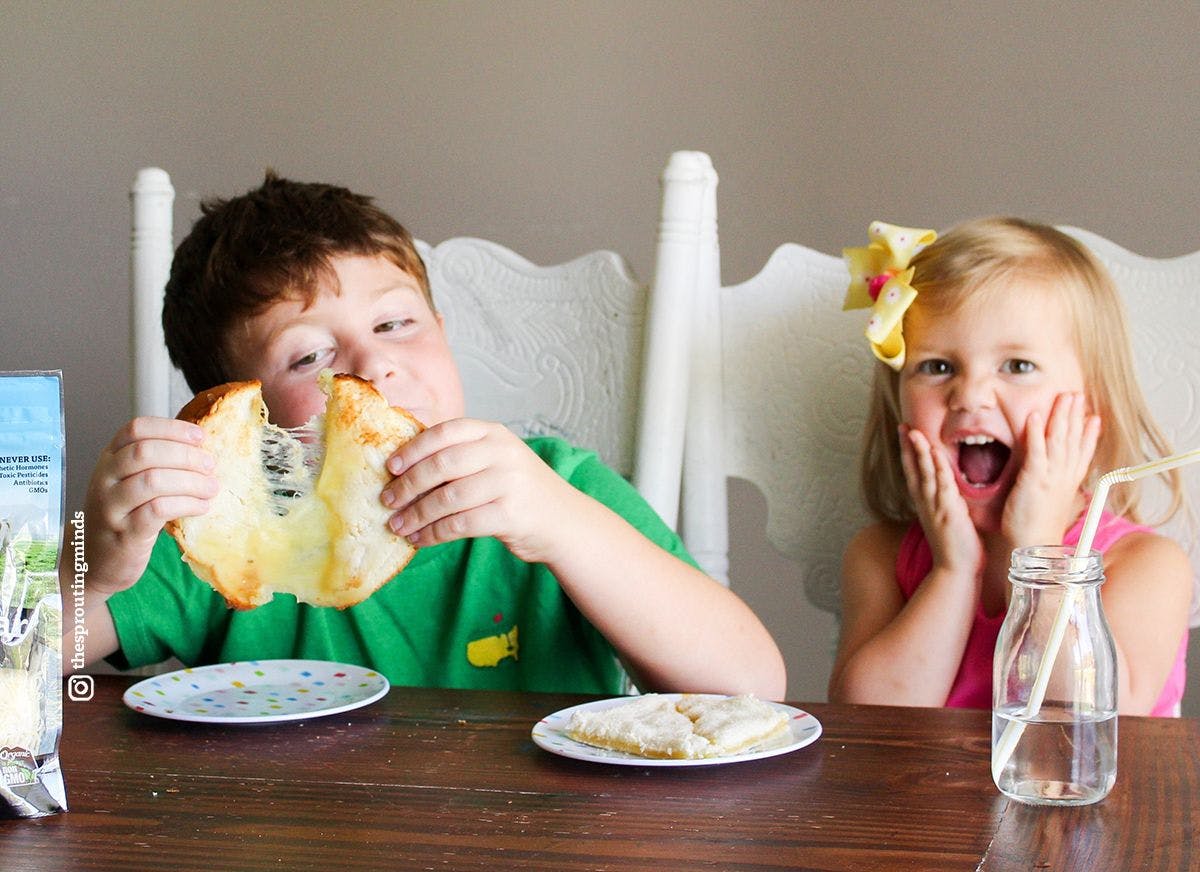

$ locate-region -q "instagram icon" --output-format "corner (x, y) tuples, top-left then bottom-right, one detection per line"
(67, 674), (94, 702)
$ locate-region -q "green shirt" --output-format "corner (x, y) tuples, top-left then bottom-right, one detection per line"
(106, 437), (695, 694)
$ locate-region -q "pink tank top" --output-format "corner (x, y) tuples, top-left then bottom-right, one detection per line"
(894, 511), (1188, 716)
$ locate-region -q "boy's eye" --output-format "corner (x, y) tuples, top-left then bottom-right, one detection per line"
(375, 318), (414, 333)
(289, 350), (323, 371)
(1003, 359), (1037, 374)
(916, 359), (952, 376)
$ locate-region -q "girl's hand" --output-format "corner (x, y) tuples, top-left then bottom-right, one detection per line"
(382, 418), (579, 563)
(900, 424), (983, 578)
(85, 417), (219, 595)
(1002, 392), (1101, 549)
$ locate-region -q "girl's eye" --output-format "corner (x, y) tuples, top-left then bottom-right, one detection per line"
(1003, 359), (1037, 375)
(375, 318), (415, 334)
(916, 359), (952, 376)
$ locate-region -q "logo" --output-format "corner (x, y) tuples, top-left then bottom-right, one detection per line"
(466, 624), (519, 668)
(67, 673), (94, 702)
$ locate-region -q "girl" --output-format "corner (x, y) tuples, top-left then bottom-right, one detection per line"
(828, 217), (1191, 716)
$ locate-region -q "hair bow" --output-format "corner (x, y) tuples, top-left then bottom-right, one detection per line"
(842, 221), (937, 370)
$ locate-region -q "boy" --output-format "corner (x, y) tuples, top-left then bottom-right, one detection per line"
(67, 173), (786, 699)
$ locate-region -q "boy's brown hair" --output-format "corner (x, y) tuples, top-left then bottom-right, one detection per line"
(163, 172), (431, 393)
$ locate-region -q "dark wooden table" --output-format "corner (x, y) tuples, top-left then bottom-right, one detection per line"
(2, 676), (1196, 870)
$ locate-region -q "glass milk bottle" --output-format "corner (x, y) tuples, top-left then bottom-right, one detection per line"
(991, 546), (1117, 805)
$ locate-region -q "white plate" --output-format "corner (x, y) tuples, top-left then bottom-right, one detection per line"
(531, 694), (821, 767)
(123, 659), (390, 724)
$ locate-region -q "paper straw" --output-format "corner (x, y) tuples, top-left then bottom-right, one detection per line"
(1074, 446), (1200, 558)
(993, 446), (1200, 784)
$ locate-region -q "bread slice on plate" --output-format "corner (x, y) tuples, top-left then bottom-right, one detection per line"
(565, 693), (790, 759)
(166, 370), (423, 609)
(676, 693), (790, 755)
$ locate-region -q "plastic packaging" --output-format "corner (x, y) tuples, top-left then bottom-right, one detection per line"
(0, 372), (67, 817)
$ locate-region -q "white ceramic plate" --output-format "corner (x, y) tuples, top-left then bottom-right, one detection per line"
(123, 659), (390, 724)
(531, 694), (821, 767)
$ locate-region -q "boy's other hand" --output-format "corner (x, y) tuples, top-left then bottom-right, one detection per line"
(382, 418), (577, 563)
(85, 416), (219, 595)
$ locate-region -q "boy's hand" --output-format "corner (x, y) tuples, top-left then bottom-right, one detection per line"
(1002, 392), (1100, 549)
(84, 417), (219, 595)
(900, 424), (983, 579)
(382, 418), (578, 563)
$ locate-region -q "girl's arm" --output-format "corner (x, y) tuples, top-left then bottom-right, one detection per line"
(828, 522), (978, 706)
(1098, 531), (1192, 715)
(831, 426), (987, 706)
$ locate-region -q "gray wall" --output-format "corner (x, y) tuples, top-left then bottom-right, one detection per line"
(3, 1), (1197, 710)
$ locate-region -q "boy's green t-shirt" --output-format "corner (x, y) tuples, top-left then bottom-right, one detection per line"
(105, 437), (696, 695)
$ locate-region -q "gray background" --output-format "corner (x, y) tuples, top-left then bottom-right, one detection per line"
(2, 1), (1197, 711)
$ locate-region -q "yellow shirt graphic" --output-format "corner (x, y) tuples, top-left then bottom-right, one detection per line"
(466, 625), (518, 668)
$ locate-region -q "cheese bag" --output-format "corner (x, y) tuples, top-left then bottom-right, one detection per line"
(0, 372), (67, 817)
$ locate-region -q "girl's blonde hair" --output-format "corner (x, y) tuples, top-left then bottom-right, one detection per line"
(861, 216), (1183, 526)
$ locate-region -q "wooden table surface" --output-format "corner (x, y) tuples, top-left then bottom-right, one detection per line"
(2, 676), (1196, 870)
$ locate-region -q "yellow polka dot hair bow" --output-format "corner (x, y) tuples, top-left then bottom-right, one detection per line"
(842, 221), (937, 370)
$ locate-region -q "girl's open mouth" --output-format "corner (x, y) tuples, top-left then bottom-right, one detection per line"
(957, 435), (1011, 488)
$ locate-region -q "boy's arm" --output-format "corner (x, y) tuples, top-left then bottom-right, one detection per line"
(60, 416), (217, 674)
(59, 557), (120, 672)
(384, 418), (786, 700)
(531, 489), (787, 699)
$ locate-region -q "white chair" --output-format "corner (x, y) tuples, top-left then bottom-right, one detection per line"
(1064, 227), (1200, 627)
(129, 152), (719, 530)
(682, 223), (872, 616)
(679, 158), (1200, 701)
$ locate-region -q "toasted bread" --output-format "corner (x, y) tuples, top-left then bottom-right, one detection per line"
(166, 371), (423, 609)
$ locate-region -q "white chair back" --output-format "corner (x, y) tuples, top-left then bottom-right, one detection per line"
(416, 237), (643, 476)
(129, 153), (715, 529)
(1065, 228), (1200, 625)
(684, 238), (872, 613)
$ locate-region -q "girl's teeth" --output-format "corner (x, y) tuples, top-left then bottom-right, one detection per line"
(960, 435), (995, 446)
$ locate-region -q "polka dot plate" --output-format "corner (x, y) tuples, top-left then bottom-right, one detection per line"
(122, 659), (390, 724)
